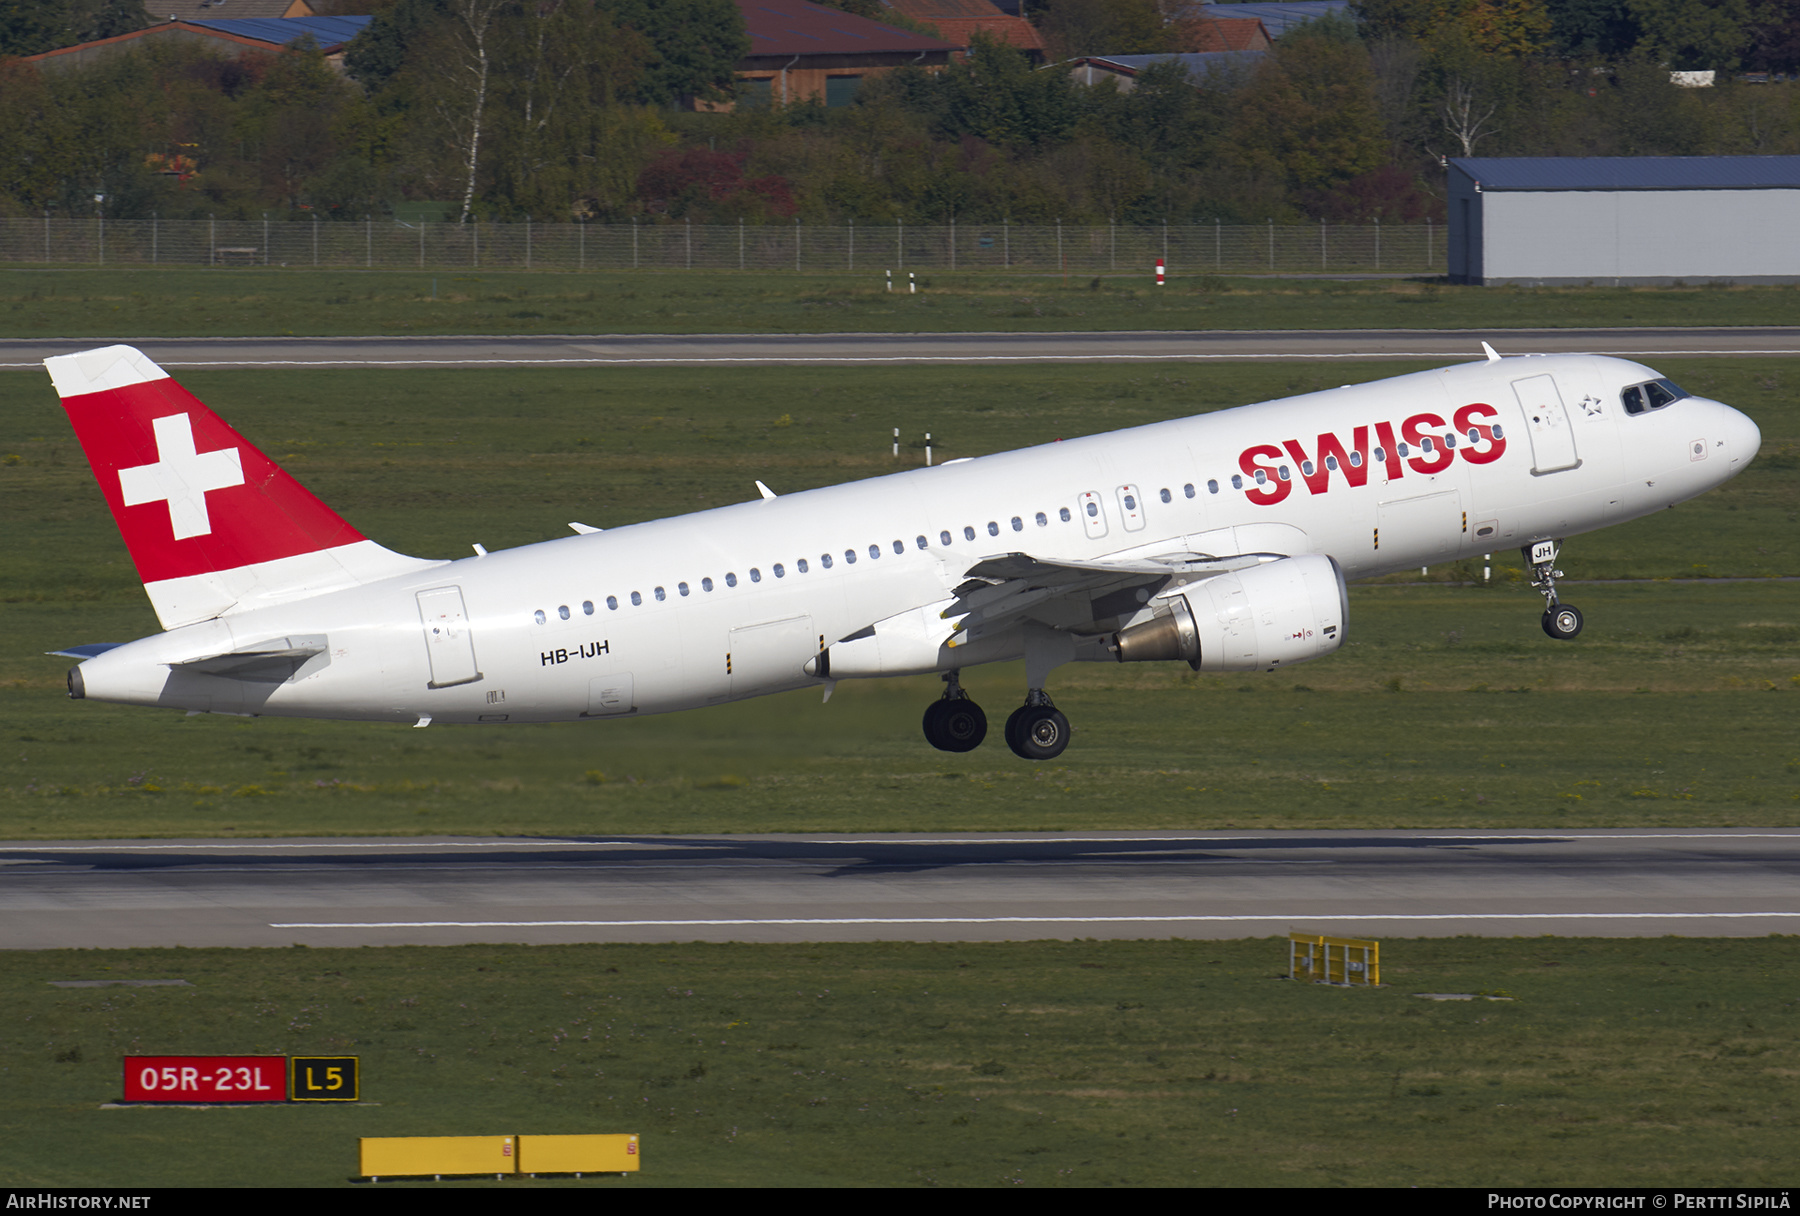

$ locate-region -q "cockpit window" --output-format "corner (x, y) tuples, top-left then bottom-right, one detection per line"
(1622, 379), (1689, 416)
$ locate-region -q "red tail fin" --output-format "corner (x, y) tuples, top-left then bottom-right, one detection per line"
(47, 346), (436, 628)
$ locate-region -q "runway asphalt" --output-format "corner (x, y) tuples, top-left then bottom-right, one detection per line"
(3, 829), (1796, 949)
(4, 327), (1800, 369)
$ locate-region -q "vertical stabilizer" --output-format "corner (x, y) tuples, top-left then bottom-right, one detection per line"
(46, 345), (441, 628)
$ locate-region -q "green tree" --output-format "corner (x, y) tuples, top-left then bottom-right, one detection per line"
(1229, 30), (1386, 209)
(1034, 0), (1173, 58)
(1627, 0), (1753, 68)
(610, 0), (749, 107)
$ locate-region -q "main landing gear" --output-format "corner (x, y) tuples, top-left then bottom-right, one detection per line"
(921, 673), (1073, 761)
(1527, 540), (1584, 641)
(1004, 692), (1071, 761)
(921, 672), (986, 753)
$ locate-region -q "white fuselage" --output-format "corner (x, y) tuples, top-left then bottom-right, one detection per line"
(73, 354), (1760, 724)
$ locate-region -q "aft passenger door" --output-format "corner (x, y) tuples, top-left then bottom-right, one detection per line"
(416, 586), (481, 688)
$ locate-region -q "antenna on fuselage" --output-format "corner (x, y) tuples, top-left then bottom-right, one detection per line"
(755, 481), (777, 500)
(1481, 341), (1502, 362)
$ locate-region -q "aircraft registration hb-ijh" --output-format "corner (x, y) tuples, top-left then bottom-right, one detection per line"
(44, 343), (1758, 761)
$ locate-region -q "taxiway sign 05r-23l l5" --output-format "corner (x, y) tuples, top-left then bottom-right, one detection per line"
(44, 344), (1759, 761)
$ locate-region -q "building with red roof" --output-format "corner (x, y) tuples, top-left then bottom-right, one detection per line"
(879, 0), (1046, 62)
(1172, 14), (1270, 52)
(25, 15), (370, 73)
(710, 0), (959, 111)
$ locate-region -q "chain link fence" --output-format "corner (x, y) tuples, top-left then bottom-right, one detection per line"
(0, 217), (1443, 275)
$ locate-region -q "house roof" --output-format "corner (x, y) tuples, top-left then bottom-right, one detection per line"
(183, 15), (370, 49)
(143, 0), (314, 18)
(24, 16), (368, 63)
(1189, 2), (1348, 37)
(737, 0), (958, 58)
(1450, 156), (1800, 191)
(1072, 51), (1264, 86)
(1176, 15), (1269, 52)
(907, 14), (1045, 52)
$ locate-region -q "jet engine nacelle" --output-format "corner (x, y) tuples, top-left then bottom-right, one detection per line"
(1111, 554), (1346, 672)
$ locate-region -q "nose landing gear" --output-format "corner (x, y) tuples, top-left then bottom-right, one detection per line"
(1527, 540), (1584, 640)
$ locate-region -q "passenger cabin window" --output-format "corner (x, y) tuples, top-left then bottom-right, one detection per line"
(797, 559), (809, 574)
(1035, 512), (1047, 527)
(534, 609), (546, 625)
(1159, 488), (1172, 503)
(630, 591), (642, 606)
(749, 568), (762, 582)
(607, 595), (619, 610)
(654, 587), (666, 601)
(725, 573), (738, 587)
(773, 564), (785, 578)
(1011, 516), (1023, 532)
(1184, 483), (1196, 498)
(701, 579), (713, 592)
(939, 531), (952, 546)
(582, 600), (594, 615)
(916, 535), (928, 549)
(1207, 480), (1219, 494)
(1059, 507), (1071, 522)
(558, 605), (570, 620)
(964, 526), (976, 541)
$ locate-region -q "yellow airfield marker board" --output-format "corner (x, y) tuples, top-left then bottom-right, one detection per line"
(518, 1133), (641, 1175)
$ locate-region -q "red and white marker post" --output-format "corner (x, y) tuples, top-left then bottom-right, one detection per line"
(1155, 258), (1166, 286)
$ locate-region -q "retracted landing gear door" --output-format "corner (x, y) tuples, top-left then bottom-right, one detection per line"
(417, 586), (482, 688)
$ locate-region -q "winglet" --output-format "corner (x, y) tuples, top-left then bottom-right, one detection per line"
(755, 481), (777, 500)
(1481, 341), (1501, 363)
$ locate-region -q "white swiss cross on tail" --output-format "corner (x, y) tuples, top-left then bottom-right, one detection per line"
(117, 413), (245, 540)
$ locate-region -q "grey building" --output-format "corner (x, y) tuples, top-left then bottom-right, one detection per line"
(1448, 157), (1800, 285)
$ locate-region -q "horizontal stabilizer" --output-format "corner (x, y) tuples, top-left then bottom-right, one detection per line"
(46, 643), (125, 659)
(171, 635), (329, 683)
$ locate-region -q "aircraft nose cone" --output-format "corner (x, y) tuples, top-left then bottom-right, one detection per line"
(1724, 405), (1761, 466)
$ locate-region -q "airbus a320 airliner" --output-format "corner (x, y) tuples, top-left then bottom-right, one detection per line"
(43, 344), (1758, 760)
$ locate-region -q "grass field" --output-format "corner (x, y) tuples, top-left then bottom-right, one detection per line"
(3, 938), (1794, 1187)
(2, 359), (1796, 838)
(6, 268), (1800, 336)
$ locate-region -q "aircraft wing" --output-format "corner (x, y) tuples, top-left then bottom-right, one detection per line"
(941, 550), (1281, 646)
